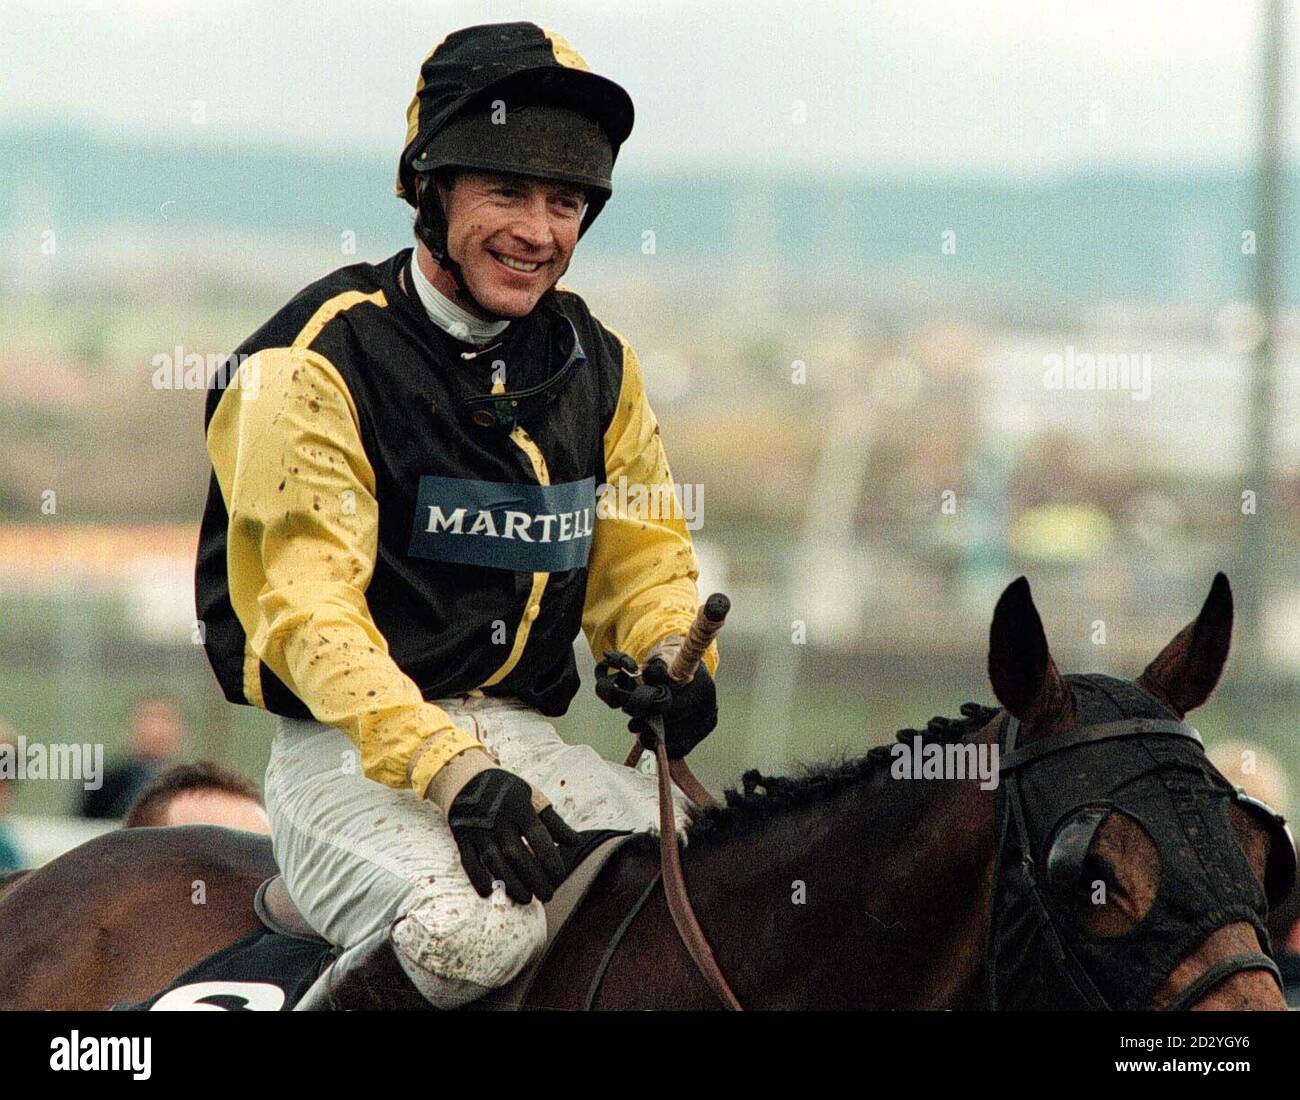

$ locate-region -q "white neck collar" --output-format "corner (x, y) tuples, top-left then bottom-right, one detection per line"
(409, 252), (510, 346)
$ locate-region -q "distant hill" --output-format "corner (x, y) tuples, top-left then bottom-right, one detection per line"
(2, 122), (1298, 306)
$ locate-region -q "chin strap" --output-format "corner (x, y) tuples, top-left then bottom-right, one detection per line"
(413, 170), (602, 321)
(414, 174), (506, 320)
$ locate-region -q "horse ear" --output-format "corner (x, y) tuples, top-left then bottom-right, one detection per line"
(987, 577), (1073, 736)
(1137, 572), (1233, 718)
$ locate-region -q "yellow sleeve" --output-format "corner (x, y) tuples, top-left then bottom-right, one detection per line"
(206, 346), (485, 795)
(582, 335), (719, 676)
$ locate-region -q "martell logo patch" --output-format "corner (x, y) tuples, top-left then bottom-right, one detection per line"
(408, 475), (596, 572)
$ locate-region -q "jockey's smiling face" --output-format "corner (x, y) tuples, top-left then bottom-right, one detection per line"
(433, 170), (586, 318)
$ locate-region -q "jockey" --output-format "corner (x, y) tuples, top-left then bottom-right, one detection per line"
(194, 21), (719, 1009)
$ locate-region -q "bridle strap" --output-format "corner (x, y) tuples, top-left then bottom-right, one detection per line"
(998, 713), (1280, 1011)
(998, 715), (1112, 1010)
(1165, 953), (1284, 1012)
(1000, 717), (1202, 773)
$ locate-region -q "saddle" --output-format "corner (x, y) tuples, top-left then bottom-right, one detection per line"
(126, 828), (632, 1011)
(467, 829), (633, 1010)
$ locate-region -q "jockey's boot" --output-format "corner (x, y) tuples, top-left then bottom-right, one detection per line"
(295, 926), (436, 1011)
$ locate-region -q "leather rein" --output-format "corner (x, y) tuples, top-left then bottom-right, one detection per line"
(612, 642), (1286, 1011)
(623, 595), (742, 1010)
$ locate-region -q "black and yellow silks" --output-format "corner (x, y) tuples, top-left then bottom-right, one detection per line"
(195, 248), (716, 798)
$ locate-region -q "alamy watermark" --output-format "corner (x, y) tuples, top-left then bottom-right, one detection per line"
(890, 736), (999, 790)
(0, 738), (103, 790)
(50, 1031), (150, 1080)
(596, 475), (704, 530)
(152, 346), (260, 398)
(1043, 345), (1152, 401)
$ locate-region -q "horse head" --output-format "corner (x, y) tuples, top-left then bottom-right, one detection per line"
(983, 572), (1294, 1010)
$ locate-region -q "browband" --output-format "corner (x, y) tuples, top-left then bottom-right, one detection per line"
(1000, 716), (1203, 773)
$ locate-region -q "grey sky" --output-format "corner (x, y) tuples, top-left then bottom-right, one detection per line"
(4, 0), (1295, 175)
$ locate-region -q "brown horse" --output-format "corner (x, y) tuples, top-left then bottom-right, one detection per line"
(0, 574), (1289, 1010)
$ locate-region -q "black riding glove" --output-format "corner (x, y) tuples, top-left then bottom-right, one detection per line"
(595, 649), (718, 760)
(446, 768), (581, 905)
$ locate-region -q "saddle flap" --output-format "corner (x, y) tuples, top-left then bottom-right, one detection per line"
(255, 829), (632, 1009)
(469, 829), (633, 1011)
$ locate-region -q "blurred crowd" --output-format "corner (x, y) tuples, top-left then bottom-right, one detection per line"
(0, 692), (268, 875)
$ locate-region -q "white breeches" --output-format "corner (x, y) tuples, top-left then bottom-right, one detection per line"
(263, 693), (692, 1007)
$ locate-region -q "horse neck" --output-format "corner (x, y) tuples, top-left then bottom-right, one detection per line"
(688, 733), (998, 1009)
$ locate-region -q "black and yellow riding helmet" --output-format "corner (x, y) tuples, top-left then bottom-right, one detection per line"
(396, 23), (635, 280)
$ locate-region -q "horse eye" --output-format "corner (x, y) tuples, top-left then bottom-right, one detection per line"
(1045, 806), (1110, 898)
(1076, 854), (1111, 896)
